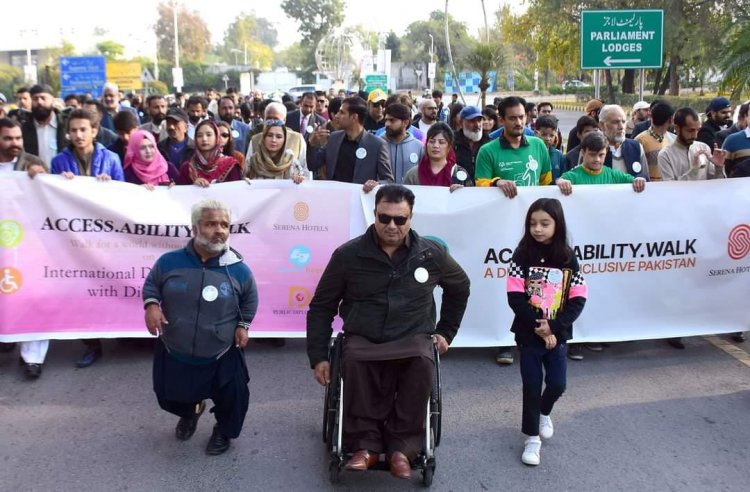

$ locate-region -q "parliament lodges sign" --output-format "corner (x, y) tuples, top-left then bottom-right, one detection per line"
(580, 10), (664, 69)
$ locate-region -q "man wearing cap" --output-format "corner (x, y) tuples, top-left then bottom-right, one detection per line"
(381, 103), (424, 184)
(453, 106), (489, 180)
(286, 92), (325, 140)
(626, 101), (651, 139)
(21, 84), (67, 169)
(698, 97), (733, 149)
(158, 108), (195, 169)
(566, 99), (603, 152)
(364, 89), (388, 133)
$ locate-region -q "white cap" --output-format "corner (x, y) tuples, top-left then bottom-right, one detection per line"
(633, 101), (650, 111)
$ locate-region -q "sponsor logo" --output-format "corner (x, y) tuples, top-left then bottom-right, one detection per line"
(0, 267), (22, 295)
(0, 219), (23, 248)
(728, 224), (750, 260)
(293, 202), (310, 222)
(288, 286), (312, 308)
(289, 245), (312, 267)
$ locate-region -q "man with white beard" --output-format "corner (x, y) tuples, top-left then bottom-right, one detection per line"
(142, 199), (259, 456)
(453, 106), (489, 180)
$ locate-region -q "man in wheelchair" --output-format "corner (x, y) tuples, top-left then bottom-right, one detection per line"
(307, 184), (470, 479)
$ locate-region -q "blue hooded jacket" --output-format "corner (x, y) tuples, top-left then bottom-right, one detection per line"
(51, 143), (124, 181)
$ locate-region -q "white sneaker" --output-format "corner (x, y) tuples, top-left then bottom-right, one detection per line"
(521, 436), (541, 466)
(539, 414), (554, 439)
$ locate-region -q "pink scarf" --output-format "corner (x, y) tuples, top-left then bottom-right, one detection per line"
(417, 148), (457, 187)
(123, 130), (171, 185)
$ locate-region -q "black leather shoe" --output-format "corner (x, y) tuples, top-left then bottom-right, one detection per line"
(76, 348), (102, 368)
(175, 401), (205, 441)
(205, 424), (231, 455)
(25, 363), (42, 379)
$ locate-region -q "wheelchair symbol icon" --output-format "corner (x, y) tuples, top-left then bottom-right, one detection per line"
(0, 267), (22, 295)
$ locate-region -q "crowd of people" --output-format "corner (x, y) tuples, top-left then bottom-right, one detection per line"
(1, 80), (748, 467)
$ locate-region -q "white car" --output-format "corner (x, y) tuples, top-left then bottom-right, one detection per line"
(563, 79), (591, 89)
(287, 85), (323, 100)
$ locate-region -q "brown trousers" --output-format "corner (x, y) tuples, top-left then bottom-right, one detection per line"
(341, 354), (434, 460)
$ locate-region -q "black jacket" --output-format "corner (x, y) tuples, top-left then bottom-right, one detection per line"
(453, 129), (490, 180)
(21, 109), (67, 157)
(157, 137), (195, 168)
(697, 118), (726, 149)
(306, 226), (470, 367)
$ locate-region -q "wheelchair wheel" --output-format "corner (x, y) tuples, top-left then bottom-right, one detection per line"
(431, 348), (442, 447)
(323, 333), (343, 444)
(421, 459), (436, 487)
(329, 458), (342, 484)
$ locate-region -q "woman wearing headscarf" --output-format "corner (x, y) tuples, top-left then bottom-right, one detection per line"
(217, 121), (246, 170)
(176, 120), (243, 187)
(123, 130), (179, 189)
(403, 122), (473, 192)
(245, 119), (309, 184)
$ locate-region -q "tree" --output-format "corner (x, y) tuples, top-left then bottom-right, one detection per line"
(385, 32), (401, 62)
(274, 42), (306, 70)
(720, 24), (750, 99)
(401, 11), (471, 68)
(0, 64), (24, 99)
(155, 1), (211, 63)
(220, 12), (278, 69)
(96, 40), (125, 60)
(465, 42), (505, 108)
(280, 0), (345, 80)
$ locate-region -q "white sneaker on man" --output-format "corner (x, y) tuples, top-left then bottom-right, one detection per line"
(521, 436), (542, 466)
(539, 414), (554, 439)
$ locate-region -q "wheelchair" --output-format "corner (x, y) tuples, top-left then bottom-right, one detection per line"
(322, 332), (442, 486)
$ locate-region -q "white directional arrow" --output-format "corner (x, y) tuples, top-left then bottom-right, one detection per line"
(604, 56), (642, 67)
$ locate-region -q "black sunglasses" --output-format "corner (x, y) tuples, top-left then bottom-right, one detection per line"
(372, 101), (385, 108)
(377, 213), (409, 226)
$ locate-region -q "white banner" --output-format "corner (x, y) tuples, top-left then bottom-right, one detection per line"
(1, 173), (748, 346)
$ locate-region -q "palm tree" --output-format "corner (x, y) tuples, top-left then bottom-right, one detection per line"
(720, 24), (750, 99)
(465, 42), (505, 108)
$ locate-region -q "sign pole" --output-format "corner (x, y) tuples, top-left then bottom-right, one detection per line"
(639, 68), (645, 100)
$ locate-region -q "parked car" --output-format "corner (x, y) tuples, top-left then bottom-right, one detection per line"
(287, 85), (324, 100)
(563, 79), (591, 89)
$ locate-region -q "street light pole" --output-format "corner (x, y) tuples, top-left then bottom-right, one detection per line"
(428, 34), (434, 92)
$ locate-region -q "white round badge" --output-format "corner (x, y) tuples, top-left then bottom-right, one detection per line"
(414, 267), (429, 283)
(356, 148), (367, 159)
(231, 130), (240, 139)
(409, 152), (419, 164)
(456, 170), (468, 182)
(306, 125), (315, 134)
(632, 161), (642, 173)
(202, 285), (219, 302)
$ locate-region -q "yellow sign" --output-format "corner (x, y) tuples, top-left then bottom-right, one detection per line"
(106, 62), (143, 91)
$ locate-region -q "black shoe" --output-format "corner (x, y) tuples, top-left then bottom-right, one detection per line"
(175, 401), (205, 441)
(496, 348), (514, 365)
(76, 347), (102, 368)
(0, 342), (17, 353)
(206, 424), (231, 455)
(732, 332), (746, 343)
(25, 363), (42, 379)
(667, 338), (685, 349)
(567, 344), (584, 361)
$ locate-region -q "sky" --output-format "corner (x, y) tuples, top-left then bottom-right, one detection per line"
(2, 0), (510, 58)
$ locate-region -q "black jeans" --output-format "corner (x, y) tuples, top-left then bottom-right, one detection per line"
(518, 342), (567, 436)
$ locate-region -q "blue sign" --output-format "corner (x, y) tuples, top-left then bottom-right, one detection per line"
(59, 56), (107, 98)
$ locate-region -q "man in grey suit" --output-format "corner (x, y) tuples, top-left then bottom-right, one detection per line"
(287, 92), (327, 139)
(309, 96), (393, 191)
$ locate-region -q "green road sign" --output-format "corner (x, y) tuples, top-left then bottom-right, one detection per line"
(581, 10), (663, 69)
(364, 74), (388, 93)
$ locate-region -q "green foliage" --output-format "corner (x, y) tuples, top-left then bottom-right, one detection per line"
(220, 12), (277, 69)
(155, 1), (211, 63)
(401, 11), (471, 68)
(386, 32), (401, 62)
(0, 64), (24, 99)
(465, 41), (505, 106)
(274, 43), (306, 71)
(280, 0), (345, 81)
(720, 24), (750, 99)
(96, 40), (125, 60)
